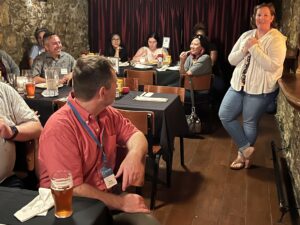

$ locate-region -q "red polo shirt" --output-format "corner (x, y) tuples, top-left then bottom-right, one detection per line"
(39, 93), (138, 191)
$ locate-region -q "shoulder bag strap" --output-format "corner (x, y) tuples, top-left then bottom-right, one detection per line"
(188, 76), (196, 109)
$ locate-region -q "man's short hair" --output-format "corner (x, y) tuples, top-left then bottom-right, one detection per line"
(73, 55), (114, 101)
(43, 31), (57, 45)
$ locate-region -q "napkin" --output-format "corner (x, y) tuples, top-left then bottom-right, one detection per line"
(134, 96), (168, 102)
(156, 65), (169, 71)
(14, 188), (54, 222)
(119, 62), (129, 67)
(133, 64), (153, 69)
(41, 89), (58, 97)
(167, 65), (179, 71)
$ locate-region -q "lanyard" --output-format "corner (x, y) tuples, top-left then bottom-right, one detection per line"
(67, 101), (107, 164)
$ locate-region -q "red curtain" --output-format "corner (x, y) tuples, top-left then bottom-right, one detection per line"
(88, 0), (259, 64)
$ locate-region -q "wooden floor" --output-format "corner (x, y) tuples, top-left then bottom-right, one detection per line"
(143, 114), (293, 225)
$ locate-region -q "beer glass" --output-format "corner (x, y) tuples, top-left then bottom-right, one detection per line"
(25, 76), (35, 98)
(50, 170), (73, 218)
(45, 68), (59, 96)
(117, 78), (124, 93)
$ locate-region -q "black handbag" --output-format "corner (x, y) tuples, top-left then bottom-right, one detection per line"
(186, 76), (202, 134)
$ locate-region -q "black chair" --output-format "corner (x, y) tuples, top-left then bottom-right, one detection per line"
(144, 85), (186, 167)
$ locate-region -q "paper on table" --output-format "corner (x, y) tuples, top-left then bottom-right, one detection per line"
(134, 96), (168, 102)
(41, 89), (59, 97)
(119, 62), (129, 67)
(167, 65), (179, 71)
(156, 65), (169, 71)
(14, 188), (54, 222)
(134, 64), (153, 69)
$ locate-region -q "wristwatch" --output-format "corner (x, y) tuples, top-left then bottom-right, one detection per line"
(6, 126), (19, 140)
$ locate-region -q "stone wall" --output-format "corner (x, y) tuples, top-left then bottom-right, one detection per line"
(276, 90), (300, 211)
(0, 0), (88, 68)
(281, 0), (300, 49)
(277, 0), (300, 213)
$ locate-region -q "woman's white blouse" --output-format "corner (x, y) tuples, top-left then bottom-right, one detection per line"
(228, 28), (287, 94)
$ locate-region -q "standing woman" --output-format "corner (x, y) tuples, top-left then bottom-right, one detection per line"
(104, 33), (128, 62)
(218, 3), (286, 169)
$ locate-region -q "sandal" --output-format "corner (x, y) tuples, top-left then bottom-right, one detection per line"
(240, 146), (255, 169)
(230, 153), (245, 170)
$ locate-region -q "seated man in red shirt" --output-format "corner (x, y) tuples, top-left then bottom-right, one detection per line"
(38, 55), (160, 225)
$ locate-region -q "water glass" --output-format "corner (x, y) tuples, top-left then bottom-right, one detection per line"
(50, 170), (73, 218)
(45, 68), (59, 96)
(22, 69), (32, 77)
(16, 76), (27, 93)
(7, 73), (16, 87)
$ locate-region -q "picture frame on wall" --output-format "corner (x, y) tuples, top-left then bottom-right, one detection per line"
(107, 57), (119, 74)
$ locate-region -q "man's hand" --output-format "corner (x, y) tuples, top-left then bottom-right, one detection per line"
(0, 119), (13, 139)
(73, 183), (150, 213)
(120, 193), (150, 213)
(59, 72), (73, 85)
(115, 151), (145, 191)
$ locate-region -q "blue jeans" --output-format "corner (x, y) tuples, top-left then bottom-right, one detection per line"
(218, 87), (276, 151)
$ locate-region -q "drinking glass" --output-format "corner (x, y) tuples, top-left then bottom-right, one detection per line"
(25, 76), (35, 98)
(16, 76), (27, 93)
(7, 73), (16, 87)
(45, 68), (59, 96)
(117, 78), (124, 93)
(22, 69), (32, 77)
(50, 170), (73, 218)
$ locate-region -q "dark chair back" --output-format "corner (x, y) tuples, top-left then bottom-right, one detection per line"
(183, 74), (213, 91)
(125, 69), (156, 86)
(144, 84), (185, 104)
(116, 108), (161, 209)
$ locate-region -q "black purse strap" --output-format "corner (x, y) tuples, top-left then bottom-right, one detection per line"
(188, 76), (196, 111)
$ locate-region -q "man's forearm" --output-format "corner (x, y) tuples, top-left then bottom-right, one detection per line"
(73, 183), (123, 210)
(15, 120), (42, 141)
(126, 132), (147, 158)
(33, 76), (46, 84)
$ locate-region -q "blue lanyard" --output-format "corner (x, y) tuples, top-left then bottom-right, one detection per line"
(67, 101), (107, 163)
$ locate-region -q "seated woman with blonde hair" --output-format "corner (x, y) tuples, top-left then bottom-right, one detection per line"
(133, 32), (168, 64)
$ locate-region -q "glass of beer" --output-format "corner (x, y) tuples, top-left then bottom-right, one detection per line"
(50, 170), (73, 218)
(25, 77), (35, 98)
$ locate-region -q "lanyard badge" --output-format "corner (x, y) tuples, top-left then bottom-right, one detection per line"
(100, 149), (117, 189)
(101, 166), (117, 189)
(67, 101), (117, 189)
